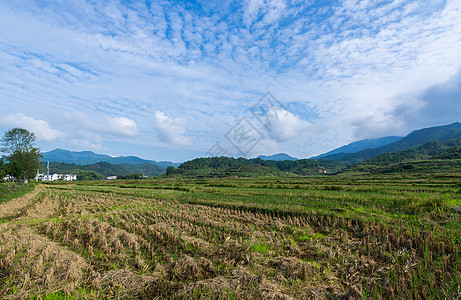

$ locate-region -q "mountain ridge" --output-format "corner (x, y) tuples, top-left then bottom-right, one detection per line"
(257, 153), (298, 161)
(312, 136), (403, 159)
(42, 123), (461, 169)
(320, 122), (461, 164)
(42, 148), (180, 169)
(346, 137), (461, 173)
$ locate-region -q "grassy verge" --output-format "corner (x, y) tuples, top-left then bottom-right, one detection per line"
(0, 182), (36, 205)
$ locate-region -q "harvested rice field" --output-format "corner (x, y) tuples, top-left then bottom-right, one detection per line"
(0, 174), (460, 299)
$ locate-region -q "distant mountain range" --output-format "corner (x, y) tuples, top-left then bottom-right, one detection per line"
(257, 153), (298, 161)
(256, 123), (461, 164)
(173, 122), (461, 177)
(42, 122), (461, 172)
(42, 149), (180, 169)
(318, 122), (461, 164)
(312, 136), (403, 159)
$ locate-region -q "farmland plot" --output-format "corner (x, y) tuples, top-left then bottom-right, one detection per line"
(0, 174), (460, 299)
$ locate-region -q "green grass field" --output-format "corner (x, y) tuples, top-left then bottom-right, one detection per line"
(0, 173), (460, 299)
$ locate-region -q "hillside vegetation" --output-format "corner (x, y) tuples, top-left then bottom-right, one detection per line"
(320, 122), (461, 164)
(33, 136), (461, 182)
(175, 156), (346, 176)
(347, 138), (461, 173)
(165, 139), (461, 177)
(313, 136), (402, 159)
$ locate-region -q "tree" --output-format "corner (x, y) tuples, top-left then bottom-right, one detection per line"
(76, 171), (103, 181)
(1, 128), (42, 183)
(15, 147), (42, 180)
(166, 166), (176, 176)
(117, 173), (143, 179)
(0, 157), (4, 179)
(5, 161), (23, 184)
(1, 128), (36, 154)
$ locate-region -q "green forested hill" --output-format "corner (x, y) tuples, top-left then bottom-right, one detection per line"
(172, 138), (461, 177)
(433, 147), (461, 159)
(321, 122), (461, 164)
(312, 136), (402, 159)
(175, 157), (346, 176)
(346, 138), (461, 173)
(368, 159), (461, 174)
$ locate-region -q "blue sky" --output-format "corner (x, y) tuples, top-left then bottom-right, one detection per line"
(1, 0), (460, 162)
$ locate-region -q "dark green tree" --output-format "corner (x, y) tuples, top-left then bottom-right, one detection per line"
(166, 166), (176, 176)
(1, 128), (36, 153)
(117, 173), (143, 179)
(76, 171), (104, 181)
(1, 128), (42, 183)
(5, 161), (24, 184)
(0, 157), (4, 179)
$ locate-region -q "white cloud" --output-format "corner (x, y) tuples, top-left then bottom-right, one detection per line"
(243, 0), (264, 26)
(106, 116), (138, 137)
(265, 108), (315, 142)
(243, 0), (286, 27)
(62, 112), (138, 138)
(0, 113), (65, 142)
(153, 111), (191, 146)
(245, 138), (280, 157)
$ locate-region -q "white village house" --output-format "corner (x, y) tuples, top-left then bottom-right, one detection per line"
(65, 174), (77, 181)
(36, 173), (77, 181)
(2, 175), (15, 181)
(43, 174), (61, 181)
(35, 161), (77, 181)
